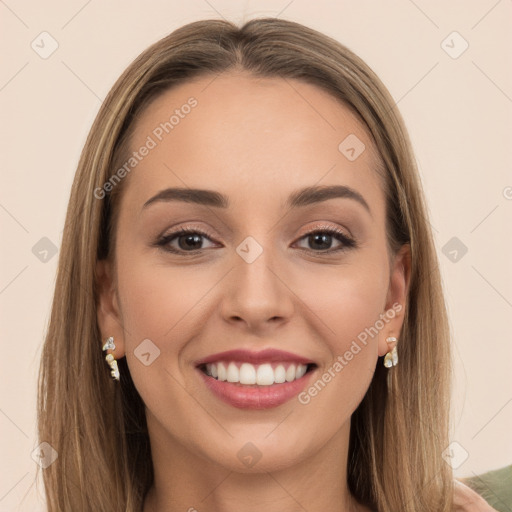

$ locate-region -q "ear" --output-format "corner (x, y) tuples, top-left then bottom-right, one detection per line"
(96, 259), (126, 358)
(378, 243), (411, 357)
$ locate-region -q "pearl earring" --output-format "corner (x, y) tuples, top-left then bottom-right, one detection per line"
(102, 336), (120, 380)
(383, 336), (398, 368)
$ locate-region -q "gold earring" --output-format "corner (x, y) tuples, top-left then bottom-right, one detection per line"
(383, 336), (398, 368)
(102, 336), (120, 380)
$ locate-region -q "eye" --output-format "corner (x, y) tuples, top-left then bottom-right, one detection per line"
(154, 224), (357, 255)
(155, 227), (218, 253)
(294, 226), (357, 253)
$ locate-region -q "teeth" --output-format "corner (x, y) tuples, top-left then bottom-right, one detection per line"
(204, 361), (309, 385)
(217, 362), (227, 381)
(285, 364), (296, 382)
(274, 364), (286, 383)
(240, 363), (256, 384)
(256, 364), (274, 385)
(296, 364), (307, 379)
(226, 362), (238, 382)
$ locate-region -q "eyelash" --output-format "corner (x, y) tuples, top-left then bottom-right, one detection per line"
(154, 225), (357, 256)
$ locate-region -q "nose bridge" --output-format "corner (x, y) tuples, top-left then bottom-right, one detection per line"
(222, 233), (294, 327)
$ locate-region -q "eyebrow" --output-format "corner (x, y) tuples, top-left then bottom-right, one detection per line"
(142, 185), (372, 216)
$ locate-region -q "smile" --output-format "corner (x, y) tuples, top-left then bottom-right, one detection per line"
(195, 348), (318, 409)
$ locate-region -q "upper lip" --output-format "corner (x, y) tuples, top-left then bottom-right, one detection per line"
(194, 348), (316, 367)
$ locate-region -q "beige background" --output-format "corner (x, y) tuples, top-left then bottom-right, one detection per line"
(1, 1), (511, 510)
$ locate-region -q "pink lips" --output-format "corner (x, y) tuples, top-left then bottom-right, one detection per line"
(195, 348), (316, 410)
(194, 348), (314, 367)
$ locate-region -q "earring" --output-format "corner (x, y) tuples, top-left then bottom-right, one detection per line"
(102, 336), (120, 380)
(383, 336), (398, 368)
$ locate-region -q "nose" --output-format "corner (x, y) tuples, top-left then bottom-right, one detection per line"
(220, 248), (295, 334)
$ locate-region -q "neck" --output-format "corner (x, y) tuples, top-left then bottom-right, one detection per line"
(142, 413), (367, 512)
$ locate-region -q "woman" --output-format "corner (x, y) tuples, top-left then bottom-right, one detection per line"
(37, 17), (500, 511)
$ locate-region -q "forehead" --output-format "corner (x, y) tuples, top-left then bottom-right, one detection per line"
(119, 72), (385, 216)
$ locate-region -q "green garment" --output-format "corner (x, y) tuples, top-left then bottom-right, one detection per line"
(461, 464), (512, 511)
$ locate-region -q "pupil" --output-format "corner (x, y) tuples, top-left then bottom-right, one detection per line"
(181, 234), (202, 250)
(310, 233), (331, 250)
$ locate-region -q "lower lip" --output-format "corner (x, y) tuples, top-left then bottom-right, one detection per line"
(197, 367), (315, 410)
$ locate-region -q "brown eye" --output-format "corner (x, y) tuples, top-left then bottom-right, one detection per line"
(156, 228), (218, 253)
(295, 227), (357, 253)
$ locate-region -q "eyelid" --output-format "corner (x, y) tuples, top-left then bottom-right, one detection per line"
(296, 222), (352, 239)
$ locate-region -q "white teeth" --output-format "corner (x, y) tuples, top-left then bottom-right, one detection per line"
(285, 364), (296, 382)
(226, 362), (239, 382)
(296, 364), (307, 379)
(274, 364), (286, 383)
(217, 362), (227, 381)
(256, 364), (274, 386)
(239, 363), (256, 384)
(203, 361), (309, 385)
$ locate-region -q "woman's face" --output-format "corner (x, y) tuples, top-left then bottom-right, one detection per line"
(97, 72), (409, 473)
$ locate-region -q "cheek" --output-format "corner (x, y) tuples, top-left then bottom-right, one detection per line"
(297, 258), (389, 348)
(116, 254), (211, 346)
(115, 256), (207, 414)
(293, 257), (389, 401)
(293, 271), (387, 426)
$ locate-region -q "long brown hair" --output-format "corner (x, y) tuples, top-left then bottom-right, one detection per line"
(37, 18), (453, 511)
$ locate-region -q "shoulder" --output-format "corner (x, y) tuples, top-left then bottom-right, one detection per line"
(454, 464), (512, 512)
(453, 480), (497, 511)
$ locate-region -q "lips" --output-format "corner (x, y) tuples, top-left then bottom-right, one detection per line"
(195, 348), (317, 409)
(195, 348), (315, 367)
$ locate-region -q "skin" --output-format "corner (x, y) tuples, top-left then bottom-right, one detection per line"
(453, 481), (499, 511)
(96, 72), (411, 512)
